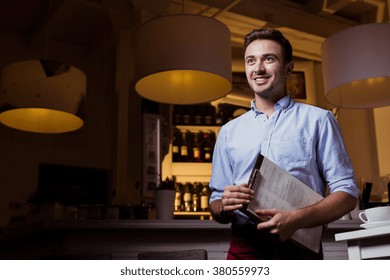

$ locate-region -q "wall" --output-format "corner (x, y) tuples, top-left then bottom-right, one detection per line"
(0, 28), (141, 226)
(338, 109), (379, 180)
(373, 106), (390, 178)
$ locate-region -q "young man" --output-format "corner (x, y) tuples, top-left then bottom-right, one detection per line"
(209, 28), (359, 260)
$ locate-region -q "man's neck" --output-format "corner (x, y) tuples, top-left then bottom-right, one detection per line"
(254, 96), (276, 116)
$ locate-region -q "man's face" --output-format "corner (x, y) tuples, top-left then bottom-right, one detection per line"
(244, 39), (292, 101)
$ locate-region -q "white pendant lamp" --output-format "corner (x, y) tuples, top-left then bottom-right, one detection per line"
(0, 59), (86, 133)
(135, 14), (232, 104)
(322, 23), (390, 108)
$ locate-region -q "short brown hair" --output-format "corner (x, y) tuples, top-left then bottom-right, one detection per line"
(244, 28), (293, 63)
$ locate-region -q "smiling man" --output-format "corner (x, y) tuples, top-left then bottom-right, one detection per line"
(208, 28), (359, 260)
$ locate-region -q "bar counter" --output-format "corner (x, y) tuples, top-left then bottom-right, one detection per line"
(0, 219), (361, 260)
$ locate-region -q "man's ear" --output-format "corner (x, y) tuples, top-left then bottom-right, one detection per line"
(287, 62), (294, 74)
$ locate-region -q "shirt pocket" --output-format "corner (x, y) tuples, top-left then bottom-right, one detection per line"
(277, 136), (311, 167)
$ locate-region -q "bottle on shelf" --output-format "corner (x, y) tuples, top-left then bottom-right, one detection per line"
(200, 183), (210, 212)
(193, 105), (203, 125)
(192, 132), (202, 162)
(183, 183), (193, 212)
(202, 132), (213, 162)
(192, 184), (200, 212)
(182, 106), (193, 125)
(174, 183), (183, 212)
(180, 130), (189, 162)
(172, 105), (183, 125)
(172, 129), (181, 162)
(204, 104), (216, 125)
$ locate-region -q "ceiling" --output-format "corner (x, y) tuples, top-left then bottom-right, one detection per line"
(0, 0), (388, 63)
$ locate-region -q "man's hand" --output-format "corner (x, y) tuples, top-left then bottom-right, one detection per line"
(221, 184), (254, 212)
(255, 209), (301, 242)
(209, 184), (254, 223)
(254, 192), (357, 242)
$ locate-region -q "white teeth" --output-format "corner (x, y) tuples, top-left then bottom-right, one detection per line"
(255, 77), (266, 82)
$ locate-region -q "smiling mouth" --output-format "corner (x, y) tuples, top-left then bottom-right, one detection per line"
(253, 76), (269, 83)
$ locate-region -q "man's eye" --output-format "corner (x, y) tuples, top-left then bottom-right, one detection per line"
(246, 58), (254, 64)
(265, 56), (274, 62)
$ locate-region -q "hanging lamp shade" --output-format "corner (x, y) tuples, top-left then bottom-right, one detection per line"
(0, 59), (86, 133)
(322, 23), (390, 108)
(135, 14), (232, 104)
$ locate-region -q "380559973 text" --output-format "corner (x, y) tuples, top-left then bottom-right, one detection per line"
(212, 266), (270, 276)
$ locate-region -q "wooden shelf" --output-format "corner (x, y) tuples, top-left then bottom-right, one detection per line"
(171, 162), (212, 177)
(175, 125), (220, 133)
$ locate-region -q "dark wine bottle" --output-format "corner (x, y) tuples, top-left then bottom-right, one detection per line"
(180, 130), (189, 162)
(200, 183), (210, 212)
(192, 132), (202, 162)
(202, 132), (212, 162)
(172, 130), (181, 162)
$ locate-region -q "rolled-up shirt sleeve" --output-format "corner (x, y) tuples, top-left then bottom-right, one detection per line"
(317, 111), (360, 198)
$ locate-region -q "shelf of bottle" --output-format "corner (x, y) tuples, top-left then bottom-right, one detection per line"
(175, 125), (220, 133)
(174, 211), (212, 220)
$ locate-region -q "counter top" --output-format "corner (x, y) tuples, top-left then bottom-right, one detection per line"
(43, 219), (231, 230)
(335, 225), (390, 241)
(29, 218), (363, 230)
(326, 219), (362, 230)
(334, 224), (390, 259)
(3, 218), (362, 234)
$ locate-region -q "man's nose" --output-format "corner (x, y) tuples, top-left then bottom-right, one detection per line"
(254, 64), (266, 74)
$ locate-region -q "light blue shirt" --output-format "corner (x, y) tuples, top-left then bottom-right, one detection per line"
(209, 95), (359, 225)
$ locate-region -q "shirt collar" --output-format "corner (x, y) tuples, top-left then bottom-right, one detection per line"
(250, 95), (295, 116)
(278, 95), (295, 111)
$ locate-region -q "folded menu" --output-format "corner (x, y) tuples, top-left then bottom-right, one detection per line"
(240, 153), (324, 253)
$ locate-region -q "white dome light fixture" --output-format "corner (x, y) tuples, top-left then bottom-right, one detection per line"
(135, 14), (232, 104)
(322, 23), (390, 108)
(0, 59), (86, 133)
